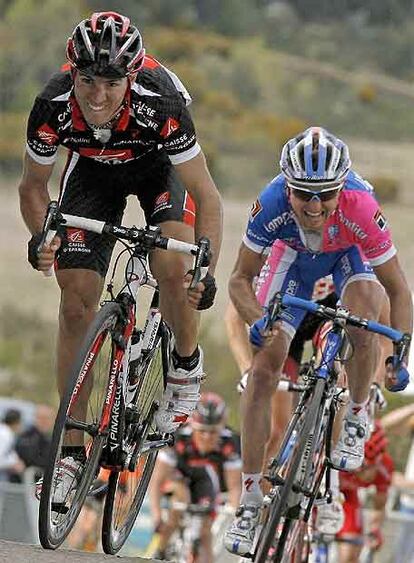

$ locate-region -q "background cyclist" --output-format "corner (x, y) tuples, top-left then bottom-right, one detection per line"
(149, 392), (241, 562)
(224, 126), (412, 557)
(18, 11), (222, 499)
(336, 420), (394, 563)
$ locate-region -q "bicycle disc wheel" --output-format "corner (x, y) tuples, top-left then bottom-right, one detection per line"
(101, 324), (167, 554)
(39, 302), (122, 549)
(255, 379), (326, 563)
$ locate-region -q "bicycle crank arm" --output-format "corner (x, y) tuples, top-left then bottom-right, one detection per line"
(140, 435), (175, 454)
(65, 416), (100, 436)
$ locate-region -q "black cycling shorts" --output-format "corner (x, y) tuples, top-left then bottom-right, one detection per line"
(177, 465), (219, 505)
(56, 152), (196, 277)
(289, 292), (339, 364)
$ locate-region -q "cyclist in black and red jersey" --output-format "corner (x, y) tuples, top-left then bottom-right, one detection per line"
(18, 11), (222, 500)
(149, 392), (241, 562)
(336, 420), (394, 563)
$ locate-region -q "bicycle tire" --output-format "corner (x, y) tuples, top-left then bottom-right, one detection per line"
(275, 379), (331, 563)
(273, 378), (329, 563)
(39, 302), (123, 549)
(101, 322), (168, 554)
(292, 520), (311, 563)
(255, 378), (326, 563)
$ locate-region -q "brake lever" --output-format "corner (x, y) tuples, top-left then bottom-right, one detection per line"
(264, 291), (284, 331)
(189, 237), (211, 290)
(38, 201), (60, 278)
(37, 201), (59, 253)
(395, 333), (412, 365)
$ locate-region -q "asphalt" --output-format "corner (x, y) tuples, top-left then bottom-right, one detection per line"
(0, 540), (162, 563)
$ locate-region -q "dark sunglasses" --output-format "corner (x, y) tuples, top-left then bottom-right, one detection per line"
(289, 184), (343, 203)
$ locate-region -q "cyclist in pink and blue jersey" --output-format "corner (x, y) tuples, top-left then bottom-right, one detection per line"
(224, 126), (412, 557)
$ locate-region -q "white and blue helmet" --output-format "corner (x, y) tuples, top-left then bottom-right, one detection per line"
(280, 127), (351, 190)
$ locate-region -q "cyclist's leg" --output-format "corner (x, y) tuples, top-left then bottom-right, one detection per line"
(225, 246), (314, 555)
(373, 294), (392, 385)
(135, 159), (198, 358)
(150, 220), (198, 357)
(188, 467), (218, 563)
(158, 479), (191, 554)
(135, 167), (203, 431)
(332, 247), (385, 470)
(336, 488), (363, 563)
(55, 156), (126, 445)
(66, 498), (102, 551)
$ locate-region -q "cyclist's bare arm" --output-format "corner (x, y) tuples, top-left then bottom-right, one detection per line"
(381, 403), (414, 432)
(374, 257), (413, 388)
(228, 243), (266, 326)
(148, 457), (175, 525)
(370, 491), (387, 529)
(19, 152), (54, 234)
(224, 300), (253, 374)
(224, 467), (242, 509)
(19, 153), (61, 271)
(174, 151), (222, 274)
(373, 295), (392, 385)
(374, 256), (413, 341)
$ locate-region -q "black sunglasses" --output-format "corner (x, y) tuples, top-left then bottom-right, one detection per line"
(289, 185), (343, 203)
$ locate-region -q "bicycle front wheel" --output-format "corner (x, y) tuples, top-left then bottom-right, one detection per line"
(101, 323), (167, 554)
(39, 302), (123, 549)
(255, 378), (326, 563)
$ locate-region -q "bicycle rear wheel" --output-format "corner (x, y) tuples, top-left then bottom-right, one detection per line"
(39, 302), (123, 549)
(101, 322), (168, 554)
(255, 378), (326, 563)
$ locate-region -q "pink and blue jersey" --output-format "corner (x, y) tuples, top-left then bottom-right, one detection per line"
(246, 171), (396, 337)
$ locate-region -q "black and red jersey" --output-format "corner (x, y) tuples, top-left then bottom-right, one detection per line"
(340, 451), (394, 494)
(26, 55), (200, 167)
(158, 425), (242, 493)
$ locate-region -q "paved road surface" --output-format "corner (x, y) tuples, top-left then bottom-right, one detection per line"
(0, 541), (161, 563)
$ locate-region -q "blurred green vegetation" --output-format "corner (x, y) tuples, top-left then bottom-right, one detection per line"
(2, 1), (414, 193)
(0, 0), (413, 463)
(0, 305), (58, 404)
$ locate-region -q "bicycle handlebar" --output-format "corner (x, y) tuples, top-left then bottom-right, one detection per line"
(39, 202), (211, 284)
(267, 292), (410, 347)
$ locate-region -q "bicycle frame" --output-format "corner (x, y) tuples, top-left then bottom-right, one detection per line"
(46, 205), (209, 470)
(256, 291), (409, 562)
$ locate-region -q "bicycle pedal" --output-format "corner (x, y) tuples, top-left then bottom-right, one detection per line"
(147, 432), (165, 441)
(264, 473), (284, 486)
(125, 404), (140, 423)
(262, 494), (272, 507)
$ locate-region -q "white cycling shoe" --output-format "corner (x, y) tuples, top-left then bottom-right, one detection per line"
(154, 346), (204, 433)
(331, 411), (368, 471)
(315, 495), (345, 535)
(36, 456), (83, 505)
(224, 504), (261, 557)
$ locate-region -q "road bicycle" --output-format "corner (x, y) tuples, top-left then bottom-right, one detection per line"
(36, 201), (211, 553)
(252, 292), (410, 563)
(162, 500), (215, 563)
(159, 498), (234, 563)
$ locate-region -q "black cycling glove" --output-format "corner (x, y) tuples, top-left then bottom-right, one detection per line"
(197, 272), (217, 310)
(27, 233), (43, 270)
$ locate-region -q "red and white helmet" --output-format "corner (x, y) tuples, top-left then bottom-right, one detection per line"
(191, 392), (227, 428)
(66, 12), (145, 78)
